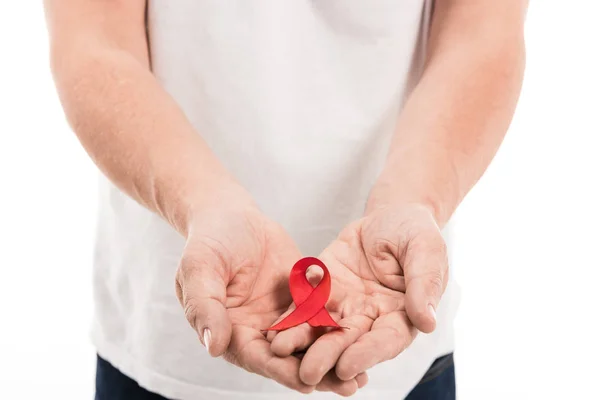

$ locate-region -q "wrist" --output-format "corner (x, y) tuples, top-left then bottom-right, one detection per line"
(366, 145), (461, 226)
(365, 176), (452, 228)
(182, 177), (258, 237)
(158, 170), (256, 238)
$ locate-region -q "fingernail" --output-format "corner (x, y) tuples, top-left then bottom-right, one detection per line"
(427, 304), (437, 322)
(203, 328), (212, 353)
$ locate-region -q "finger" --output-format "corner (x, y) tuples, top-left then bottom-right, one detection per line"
(271, 323), (330, 357)
(404, 232), (449, 333)
(364, 245), (407, 292)
(299, 315), (372, 386)
(336, 311), (417, 381)
(315, 370), (368, 397)
(270, 310), (338, 356)
(227, 326), (315, 394)
(266, 304), (296, 342)
(176, 250), (232, 357)
(356, 371), (369, 388)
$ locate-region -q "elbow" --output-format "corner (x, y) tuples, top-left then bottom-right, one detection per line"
(492, 32), (526, 83)
(48, 46), (110, 131)
(50, 49), (126, 136)
(488, 34), (527, 102)
(48, 45), (141, 133)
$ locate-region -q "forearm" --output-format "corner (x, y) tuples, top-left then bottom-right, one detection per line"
(45, 0), (254, 236)
(368, 1), (527, 226)
(51, 47), (241, 235)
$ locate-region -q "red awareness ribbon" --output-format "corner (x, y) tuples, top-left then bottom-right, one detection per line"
(267, 257), (341, 331)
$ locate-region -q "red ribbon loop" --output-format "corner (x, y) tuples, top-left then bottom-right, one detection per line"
(267, 257), (341, 331)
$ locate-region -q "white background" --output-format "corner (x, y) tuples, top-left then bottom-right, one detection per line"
(0, 1), (598, 399)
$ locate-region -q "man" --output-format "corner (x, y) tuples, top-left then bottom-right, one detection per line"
(44, 0), (526, 398)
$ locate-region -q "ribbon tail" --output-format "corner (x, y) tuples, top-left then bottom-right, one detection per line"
(307, 308), (341, 328)
(266, 303), (322, 331)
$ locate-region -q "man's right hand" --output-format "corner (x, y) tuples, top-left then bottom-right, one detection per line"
(175, 182), (365, 395)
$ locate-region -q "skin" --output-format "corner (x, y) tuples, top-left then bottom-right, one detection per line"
(269, 205), (444, 384)
(43, 0), (363, 395)
(271, 0), (529, 386)
(179, 202), (368, 395)
(44, 0), (527, 395)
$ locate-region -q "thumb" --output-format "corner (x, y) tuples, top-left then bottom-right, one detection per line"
(175, 248), (232, 357)
(404, 233), (449, 334)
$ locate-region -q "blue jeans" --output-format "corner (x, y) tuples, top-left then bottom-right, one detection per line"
(95, 353), (455, 399)
(405, 353), (455, 400)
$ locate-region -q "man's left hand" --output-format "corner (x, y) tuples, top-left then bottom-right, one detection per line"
(269, 203), (449, 385)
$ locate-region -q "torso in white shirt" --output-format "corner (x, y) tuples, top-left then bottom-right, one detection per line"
(91, 1), (460, 399)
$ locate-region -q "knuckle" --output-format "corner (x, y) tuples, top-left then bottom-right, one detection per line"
(174, 277), (184, 307)
(297, 384), (315, 394)
(222, 350), (240, 368)
(177, 255), (201, 283)
(414, 232), (447, 257)
(337, 362), (358, 381)
(176, 263), (202, 327)
(183, 300), (199, 328)
(408, 232), (449, 276)
(386, 329), (407, 359)
(180, 239), (232, 282)
(370, 238), (401, 263)
(428, 270), (444, 291)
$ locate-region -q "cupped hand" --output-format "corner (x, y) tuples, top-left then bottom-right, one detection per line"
(269, 204), (449, 387)
(174, 184), (365, 394)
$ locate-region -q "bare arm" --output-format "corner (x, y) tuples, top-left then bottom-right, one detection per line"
(43, 3), (328, 392)
(268, 4), (529, 378)
(368, 0), (528, 226)
(44, 0), (247, 236)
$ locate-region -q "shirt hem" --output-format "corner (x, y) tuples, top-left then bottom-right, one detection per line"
(92, 330), (455, 400)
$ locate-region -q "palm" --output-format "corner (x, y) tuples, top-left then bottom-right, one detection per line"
(270, 219), (418, 385)
(222, 223), (303, 372)
(225, 229), (297, 328)
(324, 226), (408, 323)
(178, 207), (366, 394)
(191, 210), (316, 390)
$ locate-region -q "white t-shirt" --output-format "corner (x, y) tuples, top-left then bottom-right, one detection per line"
(91, 1), (460, 399)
